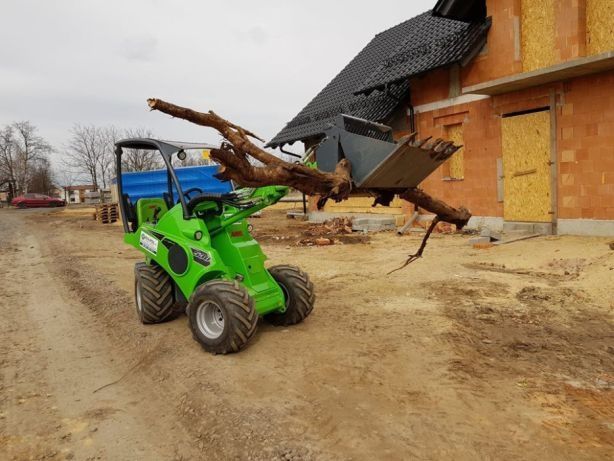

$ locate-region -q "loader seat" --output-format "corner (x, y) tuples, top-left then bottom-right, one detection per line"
(135, 198), (168, 226)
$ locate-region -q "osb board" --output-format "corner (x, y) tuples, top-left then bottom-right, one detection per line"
(445, 124), (465, 179)
(501, 110), (551, 222)
(521, 0), (556, 72)
(587, 0), (614, 55)
(324, 196), (403, 215)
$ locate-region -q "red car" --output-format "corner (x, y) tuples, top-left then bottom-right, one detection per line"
(11, 193), (66, 208)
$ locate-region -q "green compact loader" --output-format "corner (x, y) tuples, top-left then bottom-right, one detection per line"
(114, 139), (315, 354)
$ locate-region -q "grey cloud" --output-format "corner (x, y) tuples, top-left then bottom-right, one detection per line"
(120, 35), (159, 61)
(0, 0), (432, 164)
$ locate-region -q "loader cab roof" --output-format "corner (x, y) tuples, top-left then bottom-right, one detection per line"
(115, 138), (218, 156)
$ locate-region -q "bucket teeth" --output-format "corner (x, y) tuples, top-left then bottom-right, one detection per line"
(413, 136), (432, 148)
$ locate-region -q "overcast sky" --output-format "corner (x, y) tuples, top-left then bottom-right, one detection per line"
(1, 0), (432, 164)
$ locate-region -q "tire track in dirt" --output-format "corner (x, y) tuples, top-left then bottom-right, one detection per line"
(433, 276), (614, 455)
(0, 211), (200, 460)
(8, 207), (613, 460)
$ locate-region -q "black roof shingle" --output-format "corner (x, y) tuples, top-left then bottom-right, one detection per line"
(267, 11), (490, 148)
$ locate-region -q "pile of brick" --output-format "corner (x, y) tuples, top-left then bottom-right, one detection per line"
(94, 203), (119, 224)
(298, 217), (353, 246)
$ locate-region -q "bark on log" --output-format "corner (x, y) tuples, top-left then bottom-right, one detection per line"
(400, 188), (471, 229)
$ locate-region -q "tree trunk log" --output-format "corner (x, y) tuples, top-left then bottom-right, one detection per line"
(147, 98), (352, 203)
(146, 98), (471, 230)
(400, 188), (471, 229)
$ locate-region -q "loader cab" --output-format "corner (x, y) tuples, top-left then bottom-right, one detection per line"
(114, 138), (225, 233)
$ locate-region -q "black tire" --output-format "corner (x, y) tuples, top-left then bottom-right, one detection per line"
(188, 280), (258, 354)
(17, 202), (27, 209)
(134, 262), (175, 324)
(265, 265), (315, 326)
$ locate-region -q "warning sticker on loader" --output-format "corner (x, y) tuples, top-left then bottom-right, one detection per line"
(139, 232), (159, 255)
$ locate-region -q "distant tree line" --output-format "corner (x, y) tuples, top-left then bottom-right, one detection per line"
(1, 120), (222, 198)
(0, 121), (54, 196)
(63, 126), (160, 190)
(64, 125), (212, 189)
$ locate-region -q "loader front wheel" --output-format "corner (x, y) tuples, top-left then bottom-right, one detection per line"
(134, 262), (175, 324)
(188, 280), (258, 354)
(265, 265), (315, 326)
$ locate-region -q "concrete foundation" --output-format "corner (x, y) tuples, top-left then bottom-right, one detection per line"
(502, 221), (553, 235)
(557, 219), (614, 237)
(309, 211), (614, 237)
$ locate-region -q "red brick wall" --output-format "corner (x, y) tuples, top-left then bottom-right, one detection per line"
(555, 0), (587, 61)
(410, 68), (450, 106)
(410, 71), (614, 221)
(461, 0), (523, 88)
(557, 71), (614, 220)
(416, 98), (503, 218)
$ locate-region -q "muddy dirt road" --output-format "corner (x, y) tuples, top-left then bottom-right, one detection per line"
(1, 208), (613, 460)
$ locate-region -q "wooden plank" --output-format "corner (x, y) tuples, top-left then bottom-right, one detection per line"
(445, 124), (464, 179)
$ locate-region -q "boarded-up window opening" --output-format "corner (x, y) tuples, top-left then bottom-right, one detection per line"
(587, 0), (614, 56)
(443, 123), (464, 180)
(501, 110), (551, 222)
(520, 0), (556, 72)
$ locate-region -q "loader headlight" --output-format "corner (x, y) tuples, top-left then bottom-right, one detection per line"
(194, 230), (203, 240)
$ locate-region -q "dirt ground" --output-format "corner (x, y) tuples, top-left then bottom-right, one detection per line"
(1, 206), (612, 460)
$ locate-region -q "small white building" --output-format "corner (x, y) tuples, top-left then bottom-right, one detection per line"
(61, 185), (97, 204)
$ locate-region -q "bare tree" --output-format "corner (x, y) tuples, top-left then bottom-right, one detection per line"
(65, 124), (105, 188)
(11, 121), (52, 193)
(98, 126), (121, 189)
(0, 122), (52, 194)
(28, 157), (54, 195)
(65, 125), (165, 191)
(121, 128), (162, 172)
(0, 125), (16, 184)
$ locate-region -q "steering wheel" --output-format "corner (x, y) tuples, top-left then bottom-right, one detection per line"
(182, 187), (203, 202)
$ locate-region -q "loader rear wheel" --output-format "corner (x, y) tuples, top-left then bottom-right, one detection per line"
(134, 262), (175, 324)
(265, 265), (315, 326)
(188, 280), (258, 354)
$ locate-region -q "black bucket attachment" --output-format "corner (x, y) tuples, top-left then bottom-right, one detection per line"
(316, 115), (460, 189)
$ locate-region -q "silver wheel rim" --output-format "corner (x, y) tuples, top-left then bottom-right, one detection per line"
(136, 279), (143, 313)
(196, 301), (225, 339)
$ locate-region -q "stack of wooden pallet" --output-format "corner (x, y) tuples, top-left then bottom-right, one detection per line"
(95, 203), (119, 224)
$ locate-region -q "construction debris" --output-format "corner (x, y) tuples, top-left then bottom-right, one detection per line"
(305, 217), (353, 237)
(297, 217), (353, 246)
(473, 242), (494, 250)
(94, 203), (119, 224)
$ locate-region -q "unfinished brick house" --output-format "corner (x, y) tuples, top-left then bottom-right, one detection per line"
(268, 0), (614, 236)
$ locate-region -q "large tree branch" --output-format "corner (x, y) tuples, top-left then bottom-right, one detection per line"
(147, 98), (352, 202)
(146, 98), (473, 270)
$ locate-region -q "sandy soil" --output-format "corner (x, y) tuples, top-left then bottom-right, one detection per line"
(1, 207), (612, 460)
